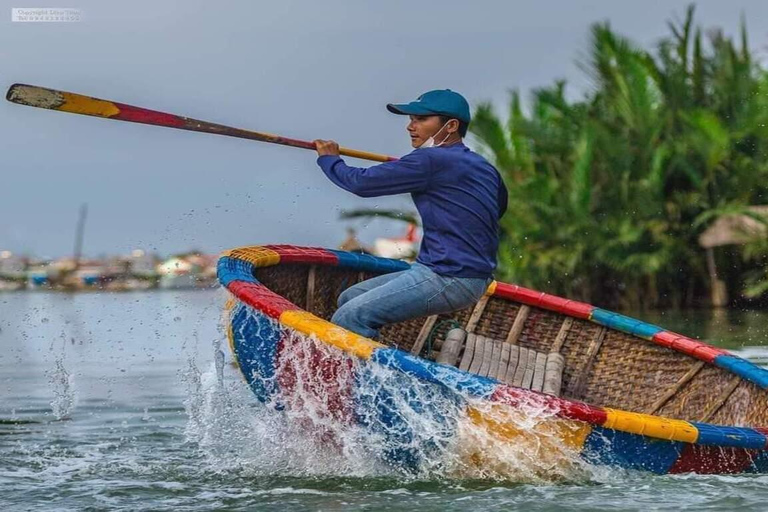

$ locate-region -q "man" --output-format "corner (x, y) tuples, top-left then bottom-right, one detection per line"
(314, 89), (508, 340)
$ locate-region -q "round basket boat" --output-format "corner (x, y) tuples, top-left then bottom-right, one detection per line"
(218, 245), (768, 475)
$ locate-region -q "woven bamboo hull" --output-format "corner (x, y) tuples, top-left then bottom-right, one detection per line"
(218, 245), (768, 475)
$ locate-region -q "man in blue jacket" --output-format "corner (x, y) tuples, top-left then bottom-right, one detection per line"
(314, 89), (507, 340)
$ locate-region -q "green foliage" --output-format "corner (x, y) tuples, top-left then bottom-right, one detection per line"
(471, 5), (768, 309)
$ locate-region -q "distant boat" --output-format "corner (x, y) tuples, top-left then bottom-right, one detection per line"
(219, 244), (768, 476)
(373, 223), (419, 259)
(157, 257), (199, 289)
(157, 255), (214, 289)
(26, 267), (53, 288)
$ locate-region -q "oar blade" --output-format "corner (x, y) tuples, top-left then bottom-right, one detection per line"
(8, 83), (119, 118)
(6, 83), (187, 128)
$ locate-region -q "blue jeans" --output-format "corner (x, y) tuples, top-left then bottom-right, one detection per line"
(331, 263), (492, 339)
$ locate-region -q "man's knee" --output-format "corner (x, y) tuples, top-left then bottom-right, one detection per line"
(331, 301), (351, 324)
(331, 302), (378, 339)
(337, 285), (364, 308)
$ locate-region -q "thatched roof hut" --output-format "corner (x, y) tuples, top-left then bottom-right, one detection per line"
(698, 206), (768, 306)
(698, 206), (768, 249)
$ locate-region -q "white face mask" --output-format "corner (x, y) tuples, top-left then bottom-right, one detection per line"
(418, 120), (452, 149)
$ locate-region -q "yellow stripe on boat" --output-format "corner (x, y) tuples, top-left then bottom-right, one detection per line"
(224, 296), (238, 365)
(485, 281), (498, 296)
(603, 408), (698, 443)
(279, 310), (385, 359)
(467, 406), (592, 451)
(221, 246), (280, 268)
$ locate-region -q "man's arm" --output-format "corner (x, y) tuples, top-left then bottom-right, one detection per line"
(314, 139), (431, 198)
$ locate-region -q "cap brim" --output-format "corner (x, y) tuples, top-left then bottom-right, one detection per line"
(386, 102), (438, 116)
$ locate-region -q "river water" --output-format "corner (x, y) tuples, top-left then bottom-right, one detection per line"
(1, 290), (767, 511)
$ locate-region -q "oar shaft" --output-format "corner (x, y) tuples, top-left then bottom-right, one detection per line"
(6, 83), (397, 163)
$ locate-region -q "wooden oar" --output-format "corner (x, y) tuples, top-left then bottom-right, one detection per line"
(6, 83), (396, 163)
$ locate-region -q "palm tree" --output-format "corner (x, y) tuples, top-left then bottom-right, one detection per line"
(471, 5), (768, 309)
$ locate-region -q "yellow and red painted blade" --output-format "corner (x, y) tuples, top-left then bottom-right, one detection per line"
(6, 83), (396, 163)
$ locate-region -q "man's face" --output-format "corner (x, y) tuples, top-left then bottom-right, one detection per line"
(407, 115), (445, 148)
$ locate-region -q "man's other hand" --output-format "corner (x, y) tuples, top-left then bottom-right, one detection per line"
(314, 139), (340, 157)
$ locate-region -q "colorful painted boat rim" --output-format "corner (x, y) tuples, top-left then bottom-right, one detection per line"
(218, 245), (768, 452)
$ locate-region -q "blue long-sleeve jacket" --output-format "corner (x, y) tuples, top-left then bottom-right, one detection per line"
(317, 143), (507, 278)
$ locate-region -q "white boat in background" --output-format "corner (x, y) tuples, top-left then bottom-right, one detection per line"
(373, 224), (419, 260)
(156, 254), (216, 289)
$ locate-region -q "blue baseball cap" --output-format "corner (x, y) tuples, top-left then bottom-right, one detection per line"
(387, 89), (471, 124)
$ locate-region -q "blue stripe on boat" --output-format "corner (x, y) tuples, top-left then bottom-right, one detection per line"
(230, 305), (282, 403)
(713, 355), (768, 389)
(582, 426), (684, 474)
(691, 422), (767, 449)
(353, 362), (460, 471)
(370, 348), (497, 398)
(217, 256), (257, 286)
(590, 309), (663, 339)
(328, 250), (411, 274)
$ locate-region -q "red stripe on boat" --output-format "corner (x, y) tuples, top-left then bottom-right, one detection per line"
(494, 283), (593, 319)
(490, 385), (608, 425)
(112, 102), (187, 127)
(669, 444), (754, 474)
(652, 331), (726, 363)
(227, 280), (300, 318)
(690, 345), (727, 363)
(276, 332), (356, 442)
(264, 245), (339, 265)
(557, 399), (609, 425)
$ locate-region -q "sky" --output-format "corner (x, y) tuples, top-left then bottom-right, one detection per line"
(2, 0), (768, 258)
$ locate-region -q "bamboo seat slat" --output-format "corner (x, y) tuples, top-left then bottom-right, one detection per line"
(531, 352), (547, 392)
(522, 349), (537, 389)
(487, 340), (503, 378)
(496, 342), (511, 381)
(410, 315), (439, 356)
(543, 352), (565, 397)
(504, 345), (521, 385)
(551, 317), (574, 353)
(465, 295), (490, 333)
(436, 328), (466, 367)
(513, 347), (530, 387)
(478, 336), (494, 377)
(468, 334), (486, 375)
(505, 305), (530, 345)
(458, 333), (476, 372)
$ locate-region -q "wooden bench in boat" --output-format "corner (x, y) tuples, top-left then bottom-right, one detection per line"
(433, 328), (565, 397)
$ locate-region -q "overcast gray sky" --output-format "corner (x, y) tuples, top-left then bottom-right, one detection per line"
(2, 0), (768, 258)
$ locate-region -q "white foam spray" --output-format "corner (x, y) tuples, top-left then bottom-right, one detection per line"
(185, 305), (596, 483)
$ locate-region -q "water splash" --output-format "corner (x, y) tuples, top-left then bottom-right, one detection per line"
(47, 356), (75, 420)
(185, 305), (595, 483)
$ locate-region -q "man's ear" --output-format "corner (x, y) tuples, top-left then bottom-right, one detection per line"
(446, 119), (459, 134)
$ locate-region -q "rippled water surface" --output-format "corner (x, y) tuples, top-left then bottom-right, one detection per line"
(1, 290), (767, 511)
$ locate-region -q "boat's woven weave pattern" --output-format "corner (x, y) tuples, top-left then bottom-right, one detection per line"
(580, 329), (697, 413)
